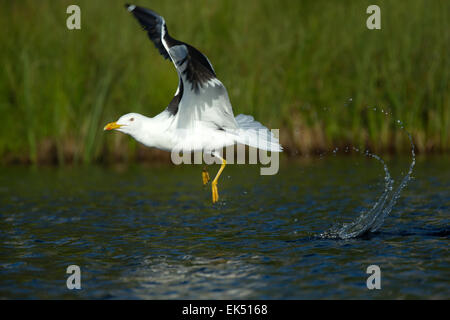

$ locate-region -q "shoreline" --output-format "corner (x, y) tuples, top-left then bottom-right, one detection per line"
(1, 140), (447, 166)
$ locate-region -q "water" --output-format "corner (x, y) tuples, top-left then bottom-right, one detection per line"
(321, 133), (416, 239)
(0, 155), (448, 299)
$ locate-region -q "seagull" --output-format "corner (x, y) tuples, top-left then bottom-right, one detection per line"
(104, 4), (282, 203)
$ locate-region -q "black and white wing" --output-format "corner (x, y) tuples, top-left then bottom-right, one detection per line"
(125, 4), (238, 130)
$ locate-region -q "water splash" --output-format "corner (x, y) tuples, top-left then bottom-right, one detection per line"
(320, 125), (416, 240)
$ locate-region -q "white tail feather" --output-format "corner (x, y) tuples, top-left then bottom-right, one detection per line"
(231, 114), (283, 152)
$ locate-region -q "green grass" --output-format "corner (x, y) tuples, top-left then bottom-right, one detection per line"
(0, 0), (448, 164)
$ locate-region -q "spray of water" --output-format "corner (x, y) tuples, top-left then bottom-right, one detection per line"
(320, 112), (416, 239)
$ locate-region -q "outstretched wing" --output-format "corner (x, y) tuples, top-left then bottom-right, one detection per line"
(125, 4), (238, 129)
(125, 4), (169, 59)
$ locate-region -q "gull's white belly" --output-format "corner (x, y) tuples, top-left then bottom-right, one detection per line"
(169, 127), (237, 152)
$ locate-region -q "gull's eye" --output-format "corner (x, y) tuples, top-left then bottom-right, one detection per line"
(129, 118), (134, 122)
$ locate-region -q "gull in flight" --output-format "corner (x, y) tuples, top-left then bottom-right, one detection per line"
(104, 4), (282, 203)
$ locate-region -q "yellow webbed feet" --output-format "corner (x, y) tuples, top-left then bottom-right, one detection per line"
(202, 168), (210, 185)
(211, 181), (219, 203)
(210, 155), (226, 204)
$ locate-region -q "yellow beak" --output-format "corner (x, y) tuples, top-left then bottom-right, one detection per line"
(103, 122), (122, 131)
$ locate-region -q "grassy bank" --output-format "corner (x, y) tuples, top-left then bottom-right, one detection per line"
(0, 0), (448, 164)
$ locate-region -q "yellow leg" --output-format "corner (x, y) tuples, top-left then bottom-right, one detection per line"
(202, 167), (210, 185)
(211, 156), (227, 203)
